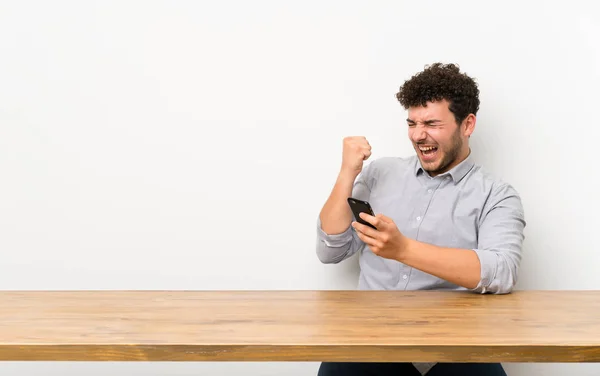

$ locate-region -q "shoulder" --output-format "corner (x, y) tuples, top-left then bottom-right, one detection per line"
(465, 164), (524, 214)
(355, 155), (418, 193)
(470, 165), (521, 196)
(362, 155), (417, 178)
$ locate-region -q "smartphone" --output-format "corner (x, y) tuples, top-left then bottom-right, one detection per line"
(347, 197), (377, 230)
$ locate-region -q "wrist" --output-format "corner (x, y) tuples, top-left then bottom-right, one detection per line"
(338, 169), (359, 184)
(396, 237), (417, 263)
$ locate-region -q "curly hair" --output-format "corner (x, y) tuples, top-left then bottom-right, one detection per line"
(396, 63), (480, 124)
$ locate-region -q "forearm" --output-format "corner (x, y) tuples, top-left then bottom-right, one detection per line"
(319, 171), (357, 234)
(399, 239), (481, 289)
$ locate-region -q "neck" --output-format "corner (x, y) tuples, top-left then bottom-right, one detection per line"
(455, 147), (471, 166)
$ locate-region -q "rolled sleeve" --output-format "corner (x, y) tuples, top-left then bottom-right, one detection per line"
(472, 184), (526, 294)
(317, 217), (354, 247)
(315, 217), (358, 264)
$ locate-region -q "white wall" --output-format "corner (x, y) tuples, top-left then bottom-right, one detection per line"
(1, 1), (598, 375)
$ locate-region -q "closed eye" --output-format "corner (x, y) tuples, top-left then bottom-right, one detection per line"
(406, 118), (442, 127)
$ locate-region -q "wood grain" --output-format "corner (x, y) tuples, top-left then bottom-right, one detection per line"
(0, 290), (598, 362)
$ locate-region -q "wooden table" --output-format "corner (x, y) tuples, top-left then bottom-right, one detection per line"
(0, 290), (598, 363)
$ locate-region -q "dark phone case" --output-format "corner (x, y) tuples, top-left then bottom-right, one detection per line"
(347, 197), (377, 230)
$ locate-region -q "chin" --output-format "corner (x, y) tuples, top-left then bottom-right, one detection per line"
(419, 159), (445, 175)
(418, 156), (441, 168)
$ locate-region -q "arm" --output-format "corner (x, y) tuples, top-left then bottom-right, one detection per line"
(469, 185), (526, 294)
(315, 136), (373, 264)
(352, 184), (526, 294)
(316, 167), (371, 264)
(319, 171), (357, 235)
(399, 241), (481, 290)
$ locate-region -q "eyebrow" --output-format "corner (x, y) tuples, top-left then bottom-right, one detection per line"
(406, 118), (442, 125)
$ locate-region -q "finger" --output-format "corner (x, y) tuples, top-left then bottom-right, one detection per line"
(355, 228), (382, 249)
(352, 220), (379, 238)
(375, 213), (393, 224)
(358, 212), (383, 229)
(353, 218), (381, 237)
(362, 150), (372, 160)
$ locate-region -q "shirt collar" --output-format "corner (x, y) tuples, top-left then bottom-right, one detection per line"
(414, 150), (475, 183)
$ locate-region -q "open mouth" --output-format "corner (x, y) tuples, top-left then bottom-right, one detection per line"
(418, 145), (438, 160)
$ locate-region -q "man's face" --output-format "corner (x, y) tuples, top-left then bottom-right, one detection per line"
(407, 100), (472, 176)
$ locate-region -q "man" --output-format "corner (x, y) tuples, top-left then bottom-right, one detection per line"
(315, 63), (526, 376)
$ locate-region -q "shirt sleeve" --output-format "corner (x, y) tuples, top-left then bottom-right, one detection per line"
(315, 162), (373, 264)
(472, 183), (526, 294)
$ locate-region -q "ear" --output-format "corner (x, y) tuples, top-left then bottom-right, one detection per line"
(462, 114), (476, 137)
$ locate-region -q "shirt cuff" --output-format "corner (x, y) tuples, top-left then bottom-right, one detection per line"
(317, 217), (354, 247)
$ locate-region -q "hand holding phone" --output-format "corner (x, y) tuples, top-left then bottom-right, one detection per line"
(347, 197), (377, 230)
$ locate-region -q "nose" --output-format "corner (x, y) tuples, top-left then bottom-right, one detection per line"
(410, 125), (427, 142)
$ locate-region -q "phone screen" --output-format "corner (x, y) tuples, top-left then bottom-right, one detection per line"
(347, 197), (377, 230)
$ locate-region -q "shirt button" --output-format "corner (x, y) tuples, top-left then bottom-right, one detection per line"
(427, 189), (432, 193)
(402, 275), (408, 280)
(416, 216), (421, 221)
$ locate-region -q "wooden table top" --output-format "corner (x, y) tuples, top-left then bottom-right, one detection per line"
(0, 290), (598, 362)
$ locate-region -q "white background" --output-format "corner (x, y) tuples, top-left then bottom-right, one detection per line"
(1, 1), (599, 375)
